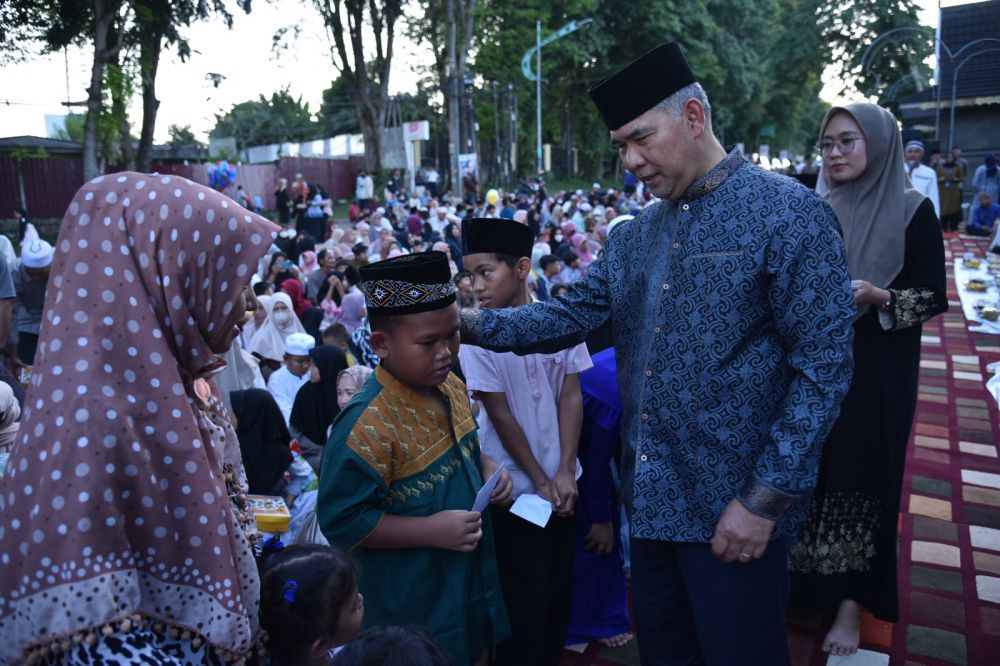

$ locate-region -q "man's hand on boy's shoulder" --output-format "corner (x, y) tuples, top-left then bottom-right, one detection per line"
(427, 510), (483, 552)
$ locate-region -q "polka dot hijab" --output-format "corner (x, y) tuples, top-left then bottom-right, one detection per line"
(0, 173), (279, 662)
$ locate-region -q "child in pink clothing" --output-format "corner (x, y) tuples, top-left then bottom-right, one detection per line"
(458, 217), (591, 666)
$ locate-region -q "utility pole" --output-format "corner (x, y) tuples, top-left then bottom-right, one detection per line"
(492, 81), (501, 185)
(520, 18), (594, 176)
(536, 21), (542, 175)
(447, 0), (461, 196)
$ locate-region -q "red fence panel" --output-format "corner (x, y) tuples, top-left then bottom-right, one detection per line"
(1, 155), (364, 224)
(0, 156), (85, 220)
(277, 156), (365, 203)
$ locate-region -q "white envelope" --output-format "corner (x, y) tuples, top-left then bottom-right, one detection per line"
(472, 465), (504, 513)
(509, 493), (553, 528)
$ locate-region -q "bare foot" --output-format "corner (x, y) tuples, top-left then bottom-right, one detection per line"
(598, 632), (634, 648)
(821, 599), (861, 657)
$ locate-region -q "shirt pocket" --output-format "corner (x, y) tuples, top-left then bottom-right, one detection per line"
(683, 250), (746, 300)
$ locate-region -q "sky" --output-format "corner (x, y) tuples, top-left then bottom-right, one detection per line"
(0, 0), (969, 145)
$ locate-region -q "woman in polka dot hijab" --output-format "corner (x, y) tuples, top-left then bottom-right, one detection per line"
(0, 173), (279, 664)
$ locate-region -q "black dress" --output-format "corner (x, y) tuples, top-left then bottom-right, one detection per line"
(789, 198), (947, 621)
(274, 186), (291, 226)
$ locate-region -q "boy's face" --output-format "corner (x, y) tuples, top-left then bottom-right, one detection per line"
(284, 353), (313, 378)
(464, 253), (527, 309)
(544, 263), (559, 278)
(372, 304), (460, 387)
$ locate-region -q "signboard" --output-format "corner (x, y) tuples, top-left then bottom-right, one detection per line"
(459, 153), (479, 177)
(402, 120), (430, 142)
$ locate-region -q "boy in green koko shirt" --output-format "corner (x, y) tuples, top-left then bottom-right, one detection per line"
(318, 252), (511, 664)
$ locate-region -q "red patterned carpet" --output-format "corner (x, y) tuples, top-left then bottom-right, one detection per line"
(561, 233), (1000, 666)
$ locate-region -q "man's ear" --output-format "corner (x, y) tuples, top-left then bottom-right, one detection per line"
(684, 98), (707, 138)
(516, 257), (532, 281)
(370, 329), (390, 359)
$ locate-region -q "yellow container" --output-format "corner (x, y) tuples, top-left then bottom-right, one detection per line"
(248, 495), (291, 534)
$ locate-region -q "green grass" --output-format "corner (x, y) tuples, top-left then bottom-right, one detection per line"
(544, 177), (593, 193)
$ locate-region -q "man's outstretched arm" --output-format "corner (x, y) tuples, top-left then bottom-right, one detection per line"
(461, 250), (612, 355)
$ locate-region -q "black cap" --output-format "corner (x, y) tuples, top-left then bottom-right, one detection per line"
(359, 251), (457, 316)
(587, 42), (697, 131)
(460, 218), (535, 259)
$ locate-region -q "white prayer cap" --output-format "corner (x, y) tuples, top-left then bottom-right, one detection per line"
(592, 182), (601, 189)
(607, 214), (634, 237)
(21, 239), (54, 268)
(905, 140), (925, 151)
(284, 332), (316, 357)
(376, 207), (386, 215)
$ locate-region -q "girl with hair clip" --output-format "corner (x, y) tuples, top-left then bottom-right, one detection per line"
(259, 544), (364, 665)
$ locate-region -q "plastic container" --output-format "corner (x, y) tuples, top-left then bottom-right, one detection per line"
(248, 494), (291, 534)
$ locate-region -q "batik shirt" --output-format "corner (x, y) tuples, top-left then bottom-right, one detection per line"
(318, 366), (509, 664)
(462, 150), (855, 542)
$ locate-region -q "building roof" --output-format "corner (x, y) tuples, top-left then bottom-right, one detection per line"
(899, 0), (1000, 108)
(0, 135), (83, 155)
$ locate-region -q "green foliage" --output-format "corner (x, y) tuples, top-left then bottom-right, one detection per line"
(167, 124), (204, 147)
(817, 0), (932, 107)
(320, 73), (366, 136)
(54, 114), (86, 143)
(423, 0), (928, 180)
(212, 88), (320, 149)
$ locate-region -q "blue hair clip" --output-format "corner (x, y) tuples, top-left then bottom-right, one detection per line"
(262, 535), (285, 552)
(282, 580), (298, 603)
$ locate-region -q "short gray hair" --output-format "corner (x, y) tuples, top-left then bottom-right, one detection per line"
(655, 82), (711, 124)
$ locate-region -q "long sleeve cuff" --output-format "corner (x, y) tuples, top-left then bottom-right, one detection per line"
(460, 307), (483, 346)
(736, 473), (800, 521)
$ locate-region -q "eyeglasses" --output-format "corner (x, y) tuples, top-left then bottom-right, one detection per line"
(816, 137), (863, 156)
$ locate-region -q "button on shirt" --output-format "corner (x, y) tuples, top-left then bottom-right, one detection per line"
(466, 151), (855, 542)
(460, 343), (591, 499)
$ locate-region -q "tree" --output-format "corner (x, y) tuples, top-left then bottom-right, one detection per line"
(36, 0), (132, 180)
(407, 0), (477, 191)
(130, 1), (252, 171)
(167, 124), (204, 148)
(817, 0), (932, 107)
(310, 0), (404, 174)
(212, 89), (319, 152)
(54, 115), (86, 143)
(319, 72), (365, 137)
(467, 0), (835, 180)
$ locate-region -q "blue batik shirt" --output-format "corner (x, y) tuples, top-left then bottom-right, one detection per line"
(462, 150), (855, 542)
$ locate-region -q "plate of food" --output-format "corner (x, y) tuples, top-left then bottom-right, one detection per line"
(967, 278), (989, 292)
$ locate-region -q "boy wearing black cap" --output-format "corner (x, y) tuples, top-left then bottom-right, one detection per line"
(459, 218), (591, 665)
(318, 252), (511, 665)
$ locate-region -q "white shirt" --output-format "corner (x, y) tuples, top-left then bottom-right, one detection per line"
(908, 163), (941, 218)
(267, 365), (310, 425)
(459, 343), (592, 499)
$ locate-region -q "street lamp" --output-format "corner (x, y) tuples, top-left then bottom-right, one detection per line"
(860, 29), (1000, 143)
(521, 18), (594, 175)
(948, 46), (1000, 151)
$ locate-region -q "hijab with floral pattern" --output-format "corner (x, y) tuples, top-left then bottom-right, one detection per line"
(0, 172), (278, 662)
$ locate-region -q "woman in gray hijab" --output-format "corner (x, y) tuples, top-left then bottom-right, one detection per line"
(789, 104), (947, 657)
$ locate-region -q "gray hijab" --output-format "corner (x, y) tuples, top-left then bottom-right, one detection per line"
(821, 103), (926, 289)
